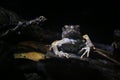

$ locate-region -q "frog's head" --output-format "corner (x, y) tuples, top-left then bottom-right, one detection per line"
(62, 25), (82, 39)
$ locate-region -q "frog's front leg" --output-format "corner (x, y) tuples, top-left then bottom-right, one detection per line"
(79, 46), (90, 59)
(79, 34), (94, 59)
(50, 40), (70, 58)
(52, 46), (69, 58)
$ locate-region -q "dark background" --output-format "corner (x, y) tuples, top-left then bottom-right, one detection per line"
(0, 1), (120, 44)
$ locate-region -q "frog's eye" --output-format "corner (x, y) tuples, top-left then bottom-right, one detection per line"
(75, 25), (80, 28)
(70, 25), (74, 29)
(64, 25), (69, 29)
(74, 25), (80, 30)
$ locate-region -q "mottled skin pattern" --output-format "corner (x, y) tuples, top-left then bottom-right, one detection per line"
(50, 25), (94, 59)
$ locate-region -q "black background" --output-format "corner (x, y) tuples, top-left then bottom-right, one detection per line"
(0, 1), (120, 44)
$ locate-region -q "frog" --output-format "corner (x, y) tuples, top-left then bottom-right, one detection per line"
(49, 25), (94, 59)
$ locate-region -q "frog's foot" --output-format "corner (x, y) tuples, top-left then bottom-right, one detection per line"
(79, 46), (90, 59)
(57, 51), (70, 58)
